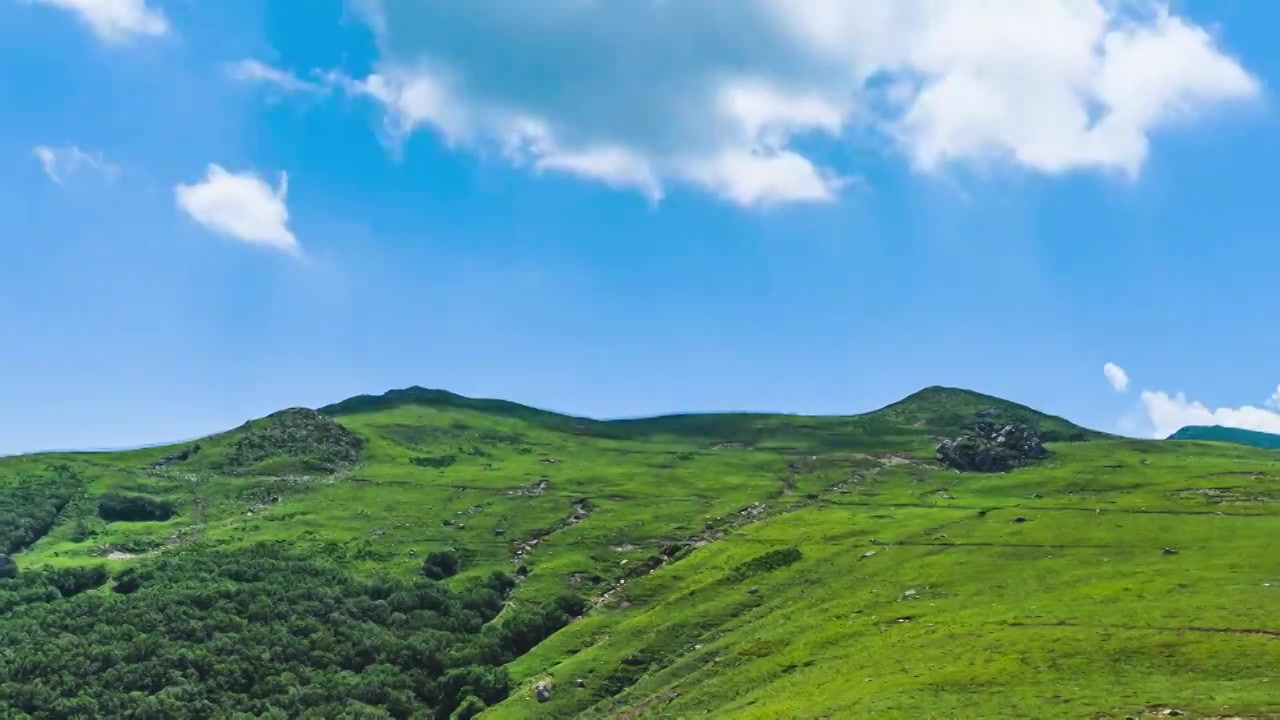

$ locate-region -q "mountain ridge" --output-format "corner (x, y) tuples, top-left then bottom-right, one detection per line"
(7, 384), (1099, 459)
(1168, 424), (1280, 449)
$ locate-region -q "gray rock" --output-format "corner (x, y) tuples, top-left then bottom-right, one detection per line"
(535, 680), (553, 703)
(936, 410), (1049, 473)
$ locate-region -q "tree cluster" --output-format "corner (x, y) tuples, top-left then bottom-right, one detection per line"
(0, 543), (585, 719)
(0, 469), (79, 555)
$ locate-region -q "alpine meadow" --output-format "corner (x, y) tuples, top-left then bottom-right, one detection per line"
(1, 386), (1277, 719)
(6, 1), (1280, 718)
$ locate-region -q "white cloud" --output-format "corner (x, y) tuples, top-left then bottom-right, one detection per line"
(174, 165), (299, 253)
(228, 60), (328, 95)
(532, 144), (663, 203)
(1141, 390), (1280, 439)
(340, 67), (472, 145)
(27, 0), (168, 43)
(681, 149), (844, 207)
(1103, 362), (1130, 393)
(32, 145), (120, 185)
(302, 0), (1258, 206)
(1268, 385), (1280, 409)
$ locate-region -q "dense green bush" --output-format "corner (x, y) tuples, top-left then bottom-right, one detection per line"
(728, 547), (803, 582)
(0, 543), (582, 719)
(0, 470), (80, 554)
(0, 565), (111, 614)
(421, 550), (461, 580)
(410, 456), (458, 469)
(97, 493), (175, 522)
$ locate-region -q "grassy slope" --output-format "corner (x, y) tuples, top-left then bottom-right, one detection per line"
(494, 439), (1280, 719)
(2, 387), (1277, 719)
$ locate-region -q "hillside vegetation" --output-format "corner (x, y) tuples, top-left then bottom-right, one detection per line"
(1169, 424), (1280, 450)
(0, 386), (1276, 719)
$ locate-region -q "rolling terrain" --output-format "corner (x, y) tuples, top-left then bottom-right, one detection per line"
(0, 386), (1277, 719)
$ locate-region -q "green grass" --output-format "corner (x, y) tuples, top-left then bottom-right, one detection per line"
(487, 440), (1280, 719)
(3, 386), (1277, 719)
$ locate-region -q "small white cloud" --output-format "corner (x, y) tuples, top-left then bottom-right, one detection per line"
(533, 145), (663, 203)
(680, 148), (845, 207)
(32, 145), (120, 185)
(1267, 385), (1280, 408)
(1103, 362), (1130, 393)
(1140, 389), (1280, 439)
(338, 66), (472, 145)
(227, 60), (329, 95)
(174, 165), (299, 253)
(28, 0), (169, 43)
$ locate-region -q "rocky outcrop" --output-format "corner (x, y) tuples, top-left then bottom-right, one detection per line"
(936, 410), (1048, 472)
(149, 443), (202, 470)
(223, 408), (363, 474)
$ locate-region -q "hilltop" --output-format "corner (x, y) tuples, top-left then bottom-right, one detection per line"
(1168, 424), (1280, 450)
(0, 386), (1276, 719)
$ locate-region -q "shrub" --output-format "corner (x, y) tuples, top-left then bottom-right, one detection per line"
(421, 550), (461, 580)
(97, 494), (175, 523)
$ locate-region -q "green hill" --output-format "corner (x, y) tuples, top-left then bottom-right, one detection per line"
(1168, 424), (1280, 449)
(0, 386), (1276, 719)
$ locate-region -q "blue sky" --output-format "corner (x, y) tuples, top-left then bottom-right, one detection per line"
(2, 0), (1279, 454)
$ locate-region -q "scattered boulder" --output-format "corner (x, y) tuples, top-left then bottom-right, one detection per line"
(1162, 547), (1179, 556)
(535, 680), (553, 703)
(1012, 516), (1029, 524)
(936, 409), (1049, 473)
